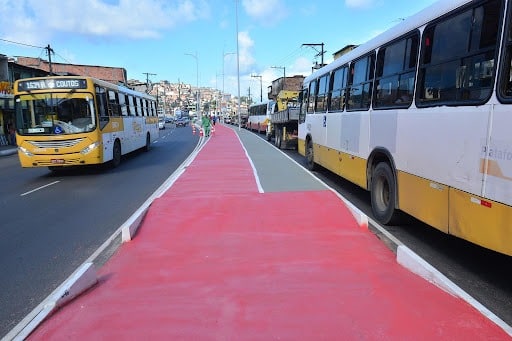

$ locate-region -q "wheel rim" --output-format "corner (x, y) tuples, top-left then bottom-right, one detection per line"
(375, 174), (390, 212)
(306, 142), (313, 166)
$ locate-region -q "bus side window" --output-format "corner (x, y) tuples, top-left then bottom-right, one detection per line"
(128, 95), (135, 116)
(96, 86), (110, 130)
(299, 88), (307, 123)
(120, 93), (128, 116)
(347, 53), (375, 111)
(418, 0), (499, 106)
(108, 90), (121, 116)
(307, 80), (317, 113)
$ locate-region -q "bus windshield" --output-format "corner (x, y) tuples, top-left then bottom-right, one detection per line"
(15, 93), (96, 135)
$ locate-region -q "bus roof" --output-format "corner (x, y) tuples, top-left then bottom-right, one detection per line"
(304, 0), (472, 84)
(14, 75), (155, 101)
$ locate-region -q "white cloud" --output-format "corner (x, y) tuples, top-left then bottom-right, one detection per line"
(0, 0), (210, 43)
(237, 31), (255, 73)
(242, 0), (287, 23)
(345, 0), (374, 9)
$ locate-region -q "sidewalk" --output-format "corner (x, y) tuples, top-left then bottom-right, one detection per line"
(20, 124), (511, 339)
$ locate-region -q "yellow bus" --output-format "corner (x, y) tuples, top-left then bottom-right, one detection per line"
(298, 0), (512, 256)
(13, 76), (158, 170)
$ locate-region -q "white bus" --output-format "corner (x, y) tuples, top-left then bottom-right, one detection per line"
(247, 100), (276, 133)
(298, 0), (512, 256)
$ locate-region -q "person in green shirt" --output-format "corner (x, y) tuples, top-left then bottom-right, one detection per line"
(201, 114), (211, 137)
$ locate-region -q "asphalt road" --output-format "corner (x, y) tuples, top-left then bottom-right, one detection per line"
(0, 123), (198, 337)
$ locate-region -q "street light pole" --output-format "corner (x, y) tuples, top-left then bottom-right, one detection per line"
(223, 51), (235, 115)
(236, 0), (241, 130)
(251, 74), (263, 102)
(185, 52), (200, 118)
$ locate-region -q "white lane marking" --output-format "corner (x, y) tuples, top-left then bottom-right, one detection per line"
(21, 181), (60, 196)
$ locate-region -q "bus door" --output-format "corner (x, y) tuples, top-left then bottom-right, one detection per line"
(95, 86), (112, 161)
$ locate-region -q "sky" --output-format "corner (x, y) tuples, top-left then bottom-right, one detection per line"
(0, 0), (439, 101)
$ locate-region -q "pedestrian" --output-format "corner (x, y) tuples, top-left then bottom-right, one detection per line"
(201, 113), (211, 137)
(7, 121), (15, 146)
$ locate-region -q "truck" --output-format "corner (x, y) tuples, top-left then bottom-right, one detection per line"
(266, 90), (300, 149)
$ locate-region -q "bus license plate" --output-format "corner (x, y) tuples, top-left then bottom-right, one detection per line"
(51, 159), (65, 164)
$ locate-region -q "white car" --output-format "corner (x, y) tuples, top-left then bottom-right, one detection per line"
(158, 120), (165, 129)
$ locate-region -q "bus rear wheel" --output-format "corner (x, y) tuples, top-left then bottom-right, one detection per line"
(371, 162), (400, 225)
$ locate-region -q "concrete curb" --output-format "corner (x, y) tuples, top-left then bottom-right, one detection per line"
(397, 245), (512, 337)
(0, 148), (17, 157)
(3, 263), (97, 341)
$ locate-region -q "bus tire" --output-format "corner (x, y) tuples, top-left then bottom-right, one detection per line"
(305, 139), (316, 171)
(111, 140), (121, 168)
(144, 133), (151, 152)
(371, 162), (400, 225)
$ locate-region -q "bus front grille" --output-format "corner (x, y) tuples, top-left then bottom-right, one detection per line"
(29, 138), (84, 149)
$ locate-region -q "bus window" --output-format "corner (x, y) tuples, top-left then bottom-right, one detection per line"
(120, 93), (128, 116)
(96, 86), (110, 130)
(126, 95), (134, 116)
(135, 97), (141, 116)
(299, 88), (308, 123)
(329, 66), (348, 112)
(418, 0), (500, 106)
(347, 53), (375, 111)
(374, 33), (418, 109)
(307, 80), (317, 113)
(315, 74), (329, 112)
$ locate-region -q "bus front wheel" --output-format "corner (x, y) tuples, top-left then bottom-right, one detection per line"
(111, 140), (121, 168)
(371, 162), (400, 225)
(305, 139), (316, 171)
(144, 133), (151, 152)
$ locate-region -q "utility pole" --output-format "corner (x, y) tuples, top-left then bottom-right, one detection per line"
(271, 66), (286, 91)
(45, 44), (54, 75)
(143, 72), (156, 94)
(302, 43), (326, 68)
(185, 52), (200, 117)
(251, 74), (263, 102)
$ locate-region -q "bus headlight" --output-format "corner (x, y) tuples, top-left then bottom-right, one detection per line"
(19, 146), (33, 157)
(80, 142), (100, 155)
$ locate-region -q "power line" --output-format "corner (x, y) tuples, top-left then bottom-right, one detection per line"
(0, 37), (45, 49)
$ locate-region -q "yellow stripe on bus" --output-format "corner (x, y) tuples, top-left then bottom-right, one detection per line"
(449, 188), (512, 256)
(397, 171), (449, 233)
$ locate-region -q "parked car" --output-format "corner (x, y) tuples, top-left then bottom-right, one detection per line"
(158, 119), (165, 129)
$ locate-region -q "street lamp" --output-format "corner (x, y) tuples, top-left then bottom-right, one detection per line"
(223, 51), (235, 115)
(251, 74), (263, 102)
(236, 0), (241, 130)
(185, 52), (200, 118)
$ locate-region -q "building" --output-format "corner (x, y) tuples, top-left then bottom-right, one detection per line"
(15, 56), (127, 84)
(267, 75), (305, 101)
(0, 54), (47, 146)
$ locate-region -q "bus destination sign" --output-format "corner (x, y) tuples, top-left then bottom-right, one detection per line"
(17, 78), (87, 92)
